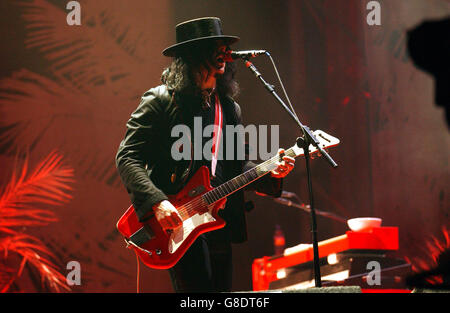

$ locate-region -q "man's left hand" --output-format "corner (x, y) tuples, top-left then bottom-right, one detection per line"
(271, 148), (295, 178)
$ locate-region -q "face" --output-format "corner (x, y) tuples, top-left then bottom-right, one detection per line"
(203, 42), (230, 77)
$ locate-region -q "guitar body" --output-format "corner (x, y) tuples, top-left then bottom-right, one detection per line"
(116, 166), (227, 269)
(116, 130), (340, 270)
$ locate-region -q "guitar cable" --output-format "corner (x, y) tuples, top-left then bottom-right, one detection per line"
(134, 250), (140, 293)
(265, 52), (300, 123)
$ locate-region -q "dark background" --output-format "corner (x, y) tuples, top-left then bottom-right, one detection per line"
(0, 0), (448, 292)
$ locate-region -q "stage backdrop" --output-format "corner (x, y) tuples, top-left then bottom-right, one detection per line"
(0, 0), (448, 292)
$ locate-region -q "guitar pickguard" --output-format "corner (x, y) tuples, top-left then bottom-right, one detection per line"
(168, 204), (217, 254)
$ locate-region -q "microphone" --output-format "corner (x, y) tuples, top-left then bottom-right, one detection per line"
(224, 50), (267, 61)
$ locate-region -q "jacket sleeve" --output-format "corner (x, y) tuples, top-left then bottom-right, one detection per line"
(231, 100), (283, 198)
(116, 89), (169, 221)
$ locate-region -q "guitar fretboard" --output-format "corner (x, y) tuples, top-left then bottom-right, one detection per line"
(201, 147), (297, 204)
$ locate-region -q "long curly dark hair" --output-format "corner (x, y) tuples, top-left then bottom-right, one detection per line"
(161, 40), (240, 99)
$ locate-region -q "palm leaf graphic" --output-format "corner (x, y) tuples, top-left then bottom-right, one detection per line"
(0, 234), (70, 292)
(19, 0), (131, 93)
(405, 226), (450, 286)
(0, 1), (173, 291)
(0, 151), (74, 292)
(16, 0), (160, 95)
(1, 0), (167, 186)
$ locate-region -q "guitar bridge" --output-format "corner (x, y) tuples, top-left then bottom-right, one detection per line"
(124, 225), (155, 255)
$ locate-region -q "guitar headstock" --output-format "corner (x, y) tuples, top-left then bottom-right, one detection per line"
(290, 130), (340, 158)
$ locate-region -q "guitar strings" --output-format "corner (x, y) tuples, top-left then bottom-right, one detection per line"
(175, 148), (297, 219)
(177, 158), (276, 217)
(176, 148), (297, 218)
(174, 135), (335, 222)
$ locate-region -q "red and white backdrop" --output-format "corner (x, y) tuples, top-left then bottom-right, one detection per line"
(0, 0), (448, 292)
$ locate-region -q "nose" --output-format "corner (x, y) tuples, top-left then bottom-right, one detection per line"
(223, 51), (233, 63)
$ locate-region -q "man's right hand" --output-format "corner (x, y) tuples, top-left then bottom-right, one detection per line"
(153, 200), (183, 231)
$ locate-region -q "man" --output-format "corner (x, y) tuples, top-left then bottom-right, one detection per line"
(116, 17), (295, 292)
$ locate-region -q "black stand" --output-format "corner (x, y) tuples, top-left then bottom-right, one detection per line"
(241, 56), (338, 287)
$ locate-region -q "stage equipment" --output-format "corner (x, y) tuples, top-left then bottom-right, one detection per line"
(252, 226), (412, 292)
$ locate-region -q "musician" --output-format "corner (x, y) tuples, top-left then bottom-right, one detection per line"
(116, 17), (295, 292)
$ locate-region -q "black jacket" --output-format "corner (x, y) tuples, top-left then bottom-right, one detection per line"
(116, 84), (282, 243)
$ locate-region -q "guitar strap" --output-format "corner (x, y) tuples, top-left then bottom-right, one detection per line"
(211, 93), (223, 177)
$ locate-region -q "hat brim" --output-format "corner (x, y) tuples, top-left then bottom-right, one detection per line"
(162, 35), (240, 57)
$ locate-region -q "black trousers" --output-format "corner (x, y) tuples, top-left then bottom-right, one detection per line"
(168, 230), (233, 293)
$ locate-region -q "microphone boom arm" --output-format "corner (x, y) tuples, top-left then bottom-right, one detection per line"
(243, 57), (338, 168)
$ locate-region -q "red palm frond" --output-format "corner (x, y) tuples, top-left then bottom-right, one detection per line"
(405, 226), (450, 285)
(0, 151), (74, 230)
(0, 234), (70, 292)
(0, 151), (74, 292)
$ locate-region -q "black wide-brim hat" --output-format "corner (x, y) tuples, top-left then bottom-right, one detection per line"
(162, 17), (240, 57)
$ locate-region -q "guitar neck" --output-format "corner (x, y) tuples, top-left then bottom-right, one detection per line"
(202, 147), (298, 204)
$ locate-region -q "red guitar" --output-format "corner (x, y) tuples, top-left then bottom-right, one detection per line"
(116, 130), (339, 269)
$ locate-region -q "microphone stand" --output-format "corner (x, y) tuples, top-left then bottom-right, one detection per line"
(240, 55), (338, 288)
